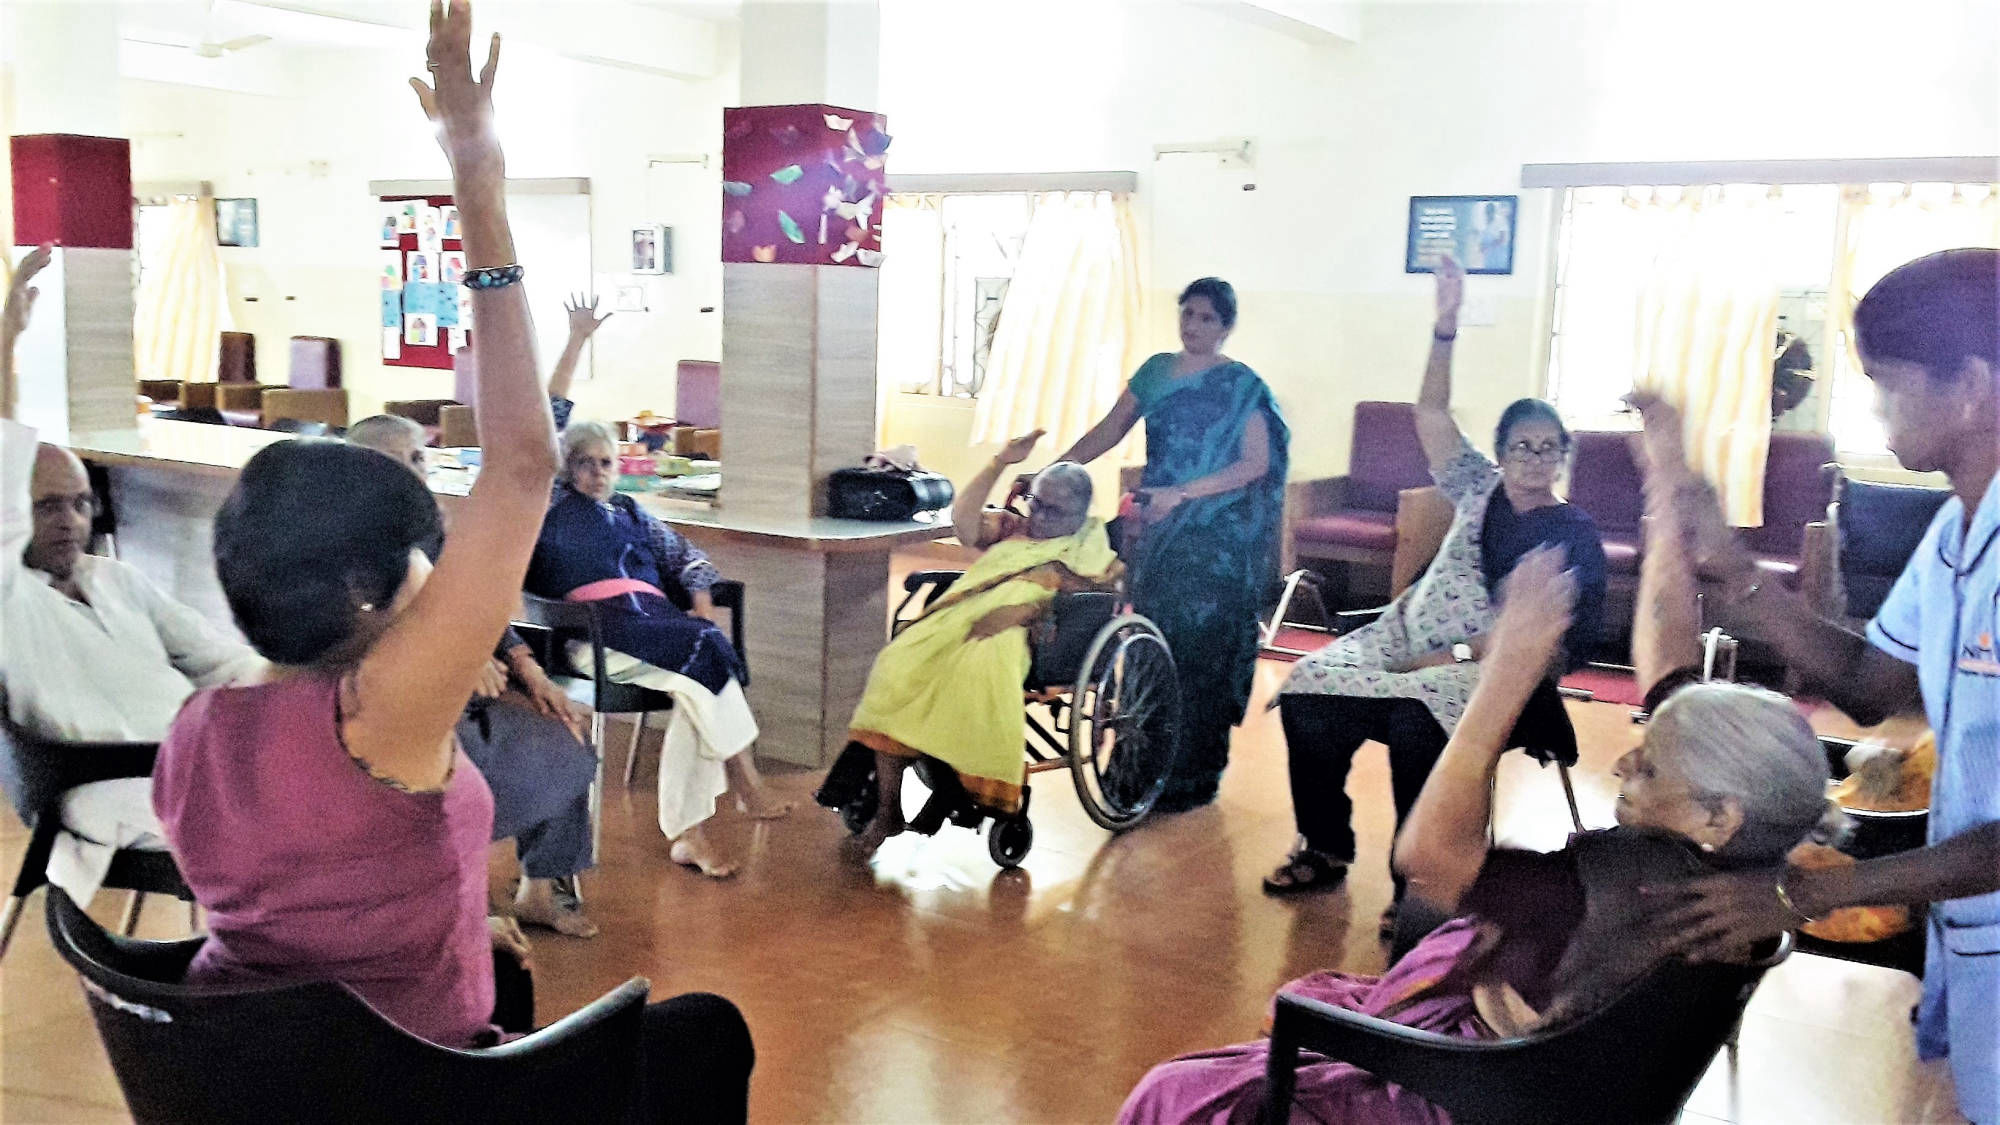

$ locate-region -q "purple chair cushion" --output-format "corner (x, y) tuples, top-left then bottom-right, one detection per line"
(1601, 535), (1641, 576)
(453, 346), (478, 405)
(288, 337), (342, 390)
(1568, 432), (1644, 535)
(1294, 510), (1397, 552)
(1345, 402), (1432, 513)
(1741, 431), (1836, 558)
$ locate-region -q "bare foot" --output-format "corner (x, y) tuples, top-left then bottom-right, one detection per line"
(669, 826), (738, 879)
(513, 878), (600, 938)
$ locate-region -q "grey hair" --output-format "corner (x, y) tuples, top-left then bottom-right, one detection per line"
(1033, 461), (1093, 513)
(344, 413), (424, 453)
(1649, 683), (1840, 863)
(559, 421), (619, 483)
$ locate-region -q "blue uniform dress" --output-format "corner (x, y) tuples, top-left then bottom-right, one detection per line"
(1867, 478), (2000, 1123)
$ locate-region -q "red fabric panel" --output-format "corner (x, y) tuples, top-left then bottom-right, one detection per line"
(721, 103), (888, 267)
(11, 134), (134, 250)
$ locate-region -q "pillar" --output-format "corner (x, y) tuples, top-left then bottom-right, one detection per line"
(7, 1), (134, 443)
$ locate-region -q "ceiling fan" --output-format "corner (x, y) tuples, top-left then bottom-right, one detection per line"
(128, 0), (272, 59)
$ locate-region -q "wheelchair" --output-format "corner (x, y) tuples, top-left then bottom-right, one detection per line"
(817, 569), (1182, 869)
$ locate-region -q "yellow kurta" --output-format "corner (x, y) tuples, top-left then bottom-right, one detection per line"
(850, 519), (1119, 812)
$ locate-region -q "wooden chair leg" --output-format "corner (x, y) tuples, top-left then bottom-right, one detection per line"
(120, 891), (146, 936)
(623, 711), (649, 788)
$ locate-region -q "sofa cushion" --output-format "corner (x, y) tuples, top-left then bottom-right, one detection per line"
(1295, 510), (1397, 552)
(1345, 402), (1433, 513)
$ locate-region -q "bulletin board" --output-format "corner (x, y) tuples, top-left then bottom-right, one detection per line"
(378, 193), (471, 370)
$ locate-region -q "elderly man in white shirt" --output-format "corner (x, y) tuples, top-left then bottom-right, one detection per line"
(1, 244), (260, 912)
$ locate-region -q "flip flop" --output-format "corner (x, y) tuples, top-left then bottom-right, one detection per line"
(1262, 850), (1348, 897)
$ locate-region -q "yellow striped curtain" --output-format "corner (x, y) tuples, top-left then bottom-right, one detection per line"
(1630, 185), (1786, 527)
(969, 191), (1146, 462)
(134, 197), (230, 385)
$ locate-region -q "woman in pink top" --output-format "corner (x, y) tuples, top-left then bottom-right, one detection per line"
(152, 4), (752, 1120)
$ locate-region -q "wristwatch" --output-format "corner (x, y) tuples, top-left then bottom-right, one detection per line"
(1451, 643), (1474, 664)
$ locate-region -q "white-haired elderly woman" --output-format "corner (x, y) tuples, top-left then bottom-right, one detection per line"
(526, 420), (787, 878)
(1118, 402), (1845, 1125)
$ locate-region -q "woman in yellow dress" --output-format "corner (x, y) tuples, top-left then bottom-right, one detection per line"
(840, 431), (1120, 855)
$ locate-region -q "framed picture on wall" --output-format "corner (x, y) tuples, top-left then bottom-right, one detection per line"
(631, 225), (671, 274)
(1405, 195), (1517, 275)
(215, 198), (260, 248)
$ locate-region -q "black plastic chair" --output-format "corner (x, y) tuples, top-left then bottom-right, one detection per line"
(45, 888), (648, 1125)
(514, 580), (746, 795)
(0, 721), (191, 958)
(1263, 931), (1792, 1125)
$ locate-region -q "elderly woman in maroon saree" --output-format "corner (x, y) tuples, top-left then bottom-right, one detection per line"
(1118, 408), (1843, 1124)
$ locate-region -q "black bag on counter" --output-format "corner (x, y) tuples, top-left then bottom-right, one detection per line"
(827, 467), (955, 520)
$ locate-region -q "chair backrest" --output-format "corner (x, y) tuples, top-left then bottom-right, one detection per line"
(1834, 471), (1952, 620)
(0, 720), (157, 826)
(45, 889), (647, 1125)
(1345, 402), (1432, 513)
(1741, 431), (1837, 557)
(383, 398), (452, 427)
(260, 388), (349, 430)
(217, 332), (256, 384)
(676, 360), (721, 429)
(439, 404), (479, 448)
(1567, 431), (1644, 535)
(286, 336), (342, 390)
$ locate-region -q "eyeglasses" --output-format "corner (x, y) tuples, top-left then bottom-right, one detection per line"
(1504, 441), (1568, 464)
(31, 493), (100, 519)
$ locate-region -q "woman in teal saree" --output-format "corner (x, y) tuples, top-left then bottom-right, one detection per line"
(1056, 278), (1290, 810)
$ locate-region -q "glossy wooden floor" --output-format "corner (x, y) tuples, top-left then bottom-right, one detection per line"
(0, 660), (1968, 1123)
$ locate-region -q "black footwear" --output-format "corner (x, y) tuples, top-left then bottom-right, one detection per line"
(1262, 850), (1349, 897)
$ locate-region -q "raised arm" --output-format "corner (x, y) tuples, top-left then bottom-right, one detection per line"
(1415, 256), (1470, 472)
(546, 292), (611, 405)
(1, 244), (50, 424)
(1393, 548), (1577, 913)
(1626, 393), (1706, 695)
(953, 430), (1043, 548)
(342, 0), (560, 790)
(1056, 391), (1141, 467)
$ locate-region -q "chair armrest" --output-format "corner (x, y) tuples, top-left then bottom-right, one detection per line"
(1265, 992), (1542, 1123)
(438, 404), (479, 447)
(1799, 520), (1842, 621)
(179, 383), (217, 411)
(1390, 486), (1454, 597)
(215, 383), (268, 410)
(138, 379), (184, 403)
(1282, 477), (1351, 574)
(708, 580), (748, 674)
(903, 569), (967, 595)
(261, 388), (349, 429)
(55, 743), (161, 790)
(476, 976), (649, 1061)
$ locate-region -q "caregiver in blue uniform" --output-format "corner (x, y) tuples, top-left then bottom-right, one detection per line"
(1644, 248), (2000, 1124)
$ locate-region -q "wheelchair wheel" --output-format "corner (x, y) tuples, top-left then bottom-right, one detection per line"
(1067, 614), (1182, 831)
(987, 815), (1033, 869)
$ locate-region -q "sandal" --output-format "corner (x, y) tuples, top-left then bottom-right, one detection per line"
(1262, 849), (1348, 897)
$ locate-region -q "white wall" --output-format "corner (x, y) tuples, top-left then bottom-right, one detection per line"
(878, 0), (2000, 479)
(119, 30), (737, 423)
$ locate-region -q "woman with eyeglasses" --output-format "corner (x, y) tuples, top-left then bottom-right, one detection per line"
(1264, 257), (1606, 934)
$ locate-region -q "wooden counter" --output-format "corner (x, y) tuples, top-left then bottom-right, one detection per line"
(70, 419), (950, 767)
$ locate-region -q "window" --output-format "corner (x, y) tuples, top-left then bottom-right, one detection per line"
(1546, 181), (1997, 455)
(878, 193), (1032, 398)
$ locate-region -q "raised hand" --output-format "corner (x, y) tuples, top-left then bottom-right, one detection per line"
(564, 293), (612, 339)
(1434, 254), (1466, 331)
(1490, 545), (1577, 670)
(4, 243), (52, 340)
(408, 0), (503, 184)
(996, 429), (1046, 467)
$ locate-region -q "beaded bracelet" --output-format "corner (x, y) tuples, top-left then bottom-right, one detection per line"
(462, 264), (525, 291)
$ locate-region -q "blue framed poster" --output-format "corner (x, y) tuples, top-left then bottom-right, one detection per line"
(1406, 195), (1517, 275)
